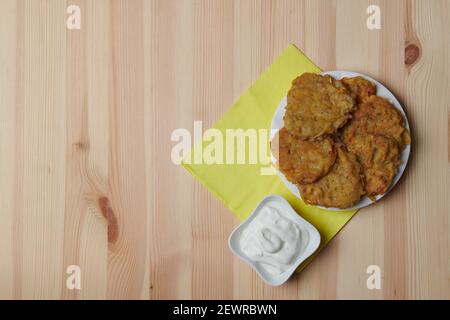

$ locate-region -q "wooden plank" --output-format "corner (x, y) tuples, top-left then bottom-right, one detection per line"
(15, 0), (67, 299)
(0, 0), (17, 299)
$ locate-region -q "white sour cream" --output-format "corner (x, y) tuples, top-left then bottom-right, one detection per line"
(239, 204), (308, 275)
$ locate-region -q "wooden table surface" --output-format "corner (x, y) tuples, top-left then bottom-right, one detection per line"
(1, 0), (449, 300)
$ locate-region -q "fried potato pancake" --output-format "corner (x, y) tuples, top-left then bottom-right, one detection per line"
(344, 133), (400, 198)
(342, 95), (410, 149)
(339, 76), (376, 103)
(299, 147), (365, 208)
(284, 73), (355, 139)
(271, 128), (336, 184)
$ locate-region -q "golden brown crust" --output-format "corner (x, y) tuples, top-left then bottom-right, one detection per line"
(271, 128), (336, 184)
(274, 74), (411, 209)
(299, 147), (365, 209)
(283, 73), (355, 139)
(341, 95), (410, 150)
(344, 133), (400, 198)
(339, 76), (376, 103)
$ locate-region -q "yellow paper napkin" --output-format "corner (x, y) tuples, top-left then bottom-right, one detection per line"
(182, 44), (358, 271)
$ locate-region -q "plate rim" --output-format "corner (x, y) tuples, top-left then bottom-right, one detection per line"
(270, 70), (412, 211)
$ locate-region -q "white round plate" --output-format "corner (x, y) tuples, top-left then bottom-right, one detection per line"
(270, 70), (411, 211)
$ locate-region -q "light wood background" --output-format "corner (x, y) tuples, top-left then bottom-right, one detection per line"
(0, 0), (449, 300)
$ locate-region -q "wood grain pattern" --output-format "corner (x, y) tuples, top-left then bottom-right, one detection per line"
(0, 0), (449, 299)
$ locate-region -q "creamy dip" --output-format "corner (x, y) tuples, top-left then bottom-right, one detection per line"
(239, 204), (308, 275)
